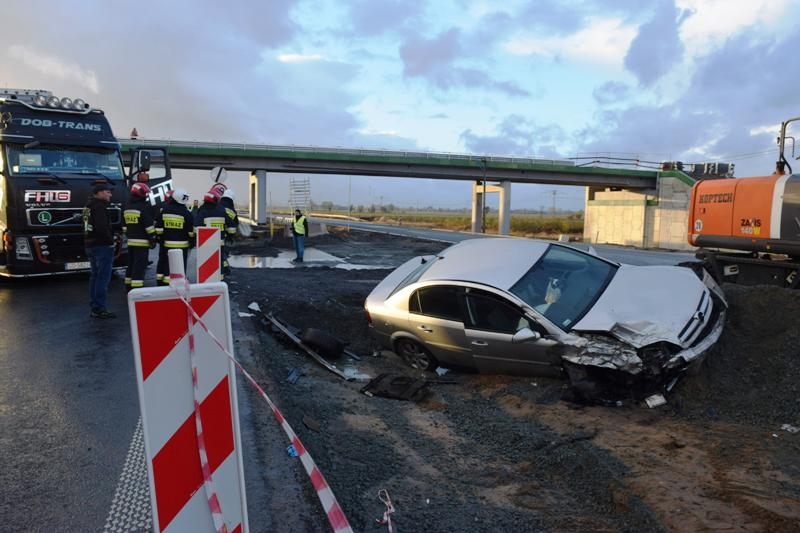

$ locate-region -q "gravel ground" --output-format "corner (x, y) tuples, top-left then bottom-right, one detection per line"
(225, 228), (800, 533)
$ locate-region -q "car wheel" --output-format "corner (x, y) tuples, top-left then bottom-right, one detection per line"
(395, 338), (437, 371)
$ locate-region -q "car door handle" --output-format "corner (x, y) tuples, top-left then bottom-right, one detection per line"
(470, 340), (488, 346)
(417, 325), (433, 333)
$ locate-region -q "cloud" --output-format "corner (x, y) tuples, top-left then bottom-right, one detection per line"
(399, 28), (529, 96)
(277, 53), (325, 63)
(503, 16), (637, 70)
(8, 45), (99, 93)
(343, 0), (424, 36)
(593, 81), (631, 105)
(460, 115), (568, 158)
(623, 0), (685, 86)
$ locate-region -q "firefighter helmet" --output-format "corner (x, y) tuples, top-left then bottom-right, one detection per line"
(204, 189), (222, 203)
(222, 188), (235, 201)
(130, 182), (151, 198)
(171, 187), (190, 205)
(210, 183), (227, 197)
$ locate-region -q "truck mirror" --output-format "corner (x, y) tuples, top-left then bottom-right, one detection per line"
(135, 150), (152, 172)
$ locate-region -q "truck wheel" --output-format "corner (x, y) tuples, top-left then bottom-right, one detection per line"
(301, 328), (344, 360)
(395, 338), (437, 371)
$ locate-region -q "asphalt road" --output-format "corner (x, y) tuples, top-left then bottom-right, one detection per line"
(317, 217), (698, 265)
(0, 259), (273, 532)
(0, 273), (139, 531)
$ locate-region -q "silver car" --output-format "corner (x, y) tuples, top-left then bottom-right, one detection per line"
(364, 238), (727, 401)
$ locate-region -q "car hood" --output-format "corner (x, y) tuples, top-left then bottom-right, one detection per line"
(572, 265), (710, 348)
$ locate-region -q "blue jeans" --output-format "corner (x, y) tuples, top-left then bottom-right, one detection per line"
(87, 245), (114, 311)
(293, 234), (305, 261)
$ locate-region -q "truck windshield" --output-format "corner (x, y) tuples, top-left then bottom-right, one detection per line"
(5, 144), (123, 179)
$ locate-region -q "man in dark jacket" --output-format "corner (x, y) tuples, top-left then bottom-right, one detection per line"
(83, 182), (118, 318)
(154, 187), (194, 285)
(291, 209), (309, 262)
(123, 182), (156, 289)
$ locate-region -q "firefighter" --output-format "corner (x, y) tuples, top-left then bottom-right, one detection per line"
(154, 187), (194, 285)
(123, 182), (156, 290)
(219, 188), (239, 275)
(194, 188), (231, 279)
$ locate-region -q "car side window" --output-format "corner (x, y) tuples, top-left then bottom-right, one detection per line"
(465, 290), (530, 334)
(410, 286), (466, 322)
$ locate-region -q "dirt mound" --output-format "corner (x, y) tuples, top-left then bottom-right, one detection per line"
(670, 284), (800, 427)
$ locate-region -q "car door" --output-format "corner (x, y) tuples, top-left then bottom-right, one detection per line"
(407, 285), (472, 367)
(464, 288), (563, 377)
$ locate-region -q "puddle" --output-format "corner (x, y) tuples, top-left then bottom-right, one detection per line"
(228, 249), (389, 270)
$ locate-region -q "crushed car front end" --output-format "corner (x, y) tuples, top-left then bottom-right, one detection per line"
(560, 263), (727, 402)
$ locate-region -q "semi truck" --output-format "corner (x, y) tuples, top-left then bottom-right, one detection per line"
(0, 88), (170, 277)
(688, 117), (800, 288)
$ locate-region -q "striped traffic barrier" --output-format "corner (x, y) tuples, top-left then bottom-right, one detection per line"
(196, 227), (222, 283)
(128, 250), (248, 532)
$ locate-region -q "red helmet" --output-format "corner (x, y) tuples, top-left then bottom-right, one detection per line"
(130, 182), (151, 198)
(209, 183), (227, 197)
(203, 189), (221, 203)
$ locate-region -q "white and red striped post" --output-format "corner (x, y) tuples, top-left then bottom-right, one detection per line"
(128, 250), (248, 532)
(196, 227), (222, 283)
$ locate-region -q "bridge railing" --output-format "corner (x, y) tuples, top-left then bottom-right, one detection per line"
(118, 138), (576, 167)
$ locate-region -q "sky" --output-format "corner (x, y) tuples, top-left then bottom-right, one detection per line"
(2, 0), (799, 212)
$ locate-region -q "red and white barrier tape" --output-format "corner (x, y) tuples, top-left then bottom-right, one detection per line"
(169, 279), (354, 533)
(376, 489), (395, 533)
(171, 272), (228, 533)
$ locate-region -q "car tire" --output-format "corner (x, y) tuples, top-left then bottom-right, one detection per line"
(395, 338), (437, 371)
(301, 328), (344, 360)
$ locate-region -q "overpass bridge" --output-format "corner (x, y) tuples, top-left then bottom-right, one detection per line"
(118, 139), (691, 246)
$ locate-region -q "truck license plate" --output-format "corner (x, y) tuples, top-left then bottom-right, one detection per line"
(65, 261), (91, 271)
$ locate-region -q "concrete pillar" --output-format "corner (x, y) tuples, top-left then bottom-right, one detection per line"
(249, 170), (267, 225)
(471, 182), (484, 233)
(471, 180), (513, 235)
(496, 181), (511, 235)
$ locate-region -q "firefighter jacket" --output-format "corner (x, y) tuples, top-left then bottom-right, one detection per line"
(155, 200), (195, 249)
(195, 202), (234, 239)
(220, 196), (239, 241)
(83, 196), (114, 247)
(123, 196), (156, 248)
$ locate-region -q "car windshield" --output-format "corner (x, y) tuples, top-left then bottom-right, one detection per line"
(510, 244), (616, 330)
(5, 144), (124, 179)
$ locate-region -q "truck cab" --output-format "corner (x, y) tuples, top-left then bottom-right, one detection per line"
(0, 88), (168, 277)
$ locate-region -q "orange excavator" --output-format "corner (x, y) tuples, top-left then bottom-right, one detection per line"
(688, 117), (800, 288)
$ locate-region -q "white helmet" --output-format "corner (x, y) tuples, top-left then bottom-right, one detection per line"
(171, 187), (190, 205)
(222, 188), (235, 201)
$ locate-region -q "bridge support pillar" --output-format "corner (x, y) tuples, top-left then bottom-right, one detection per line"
(249, 170), (268, 225)
(471, 181), (511, 235)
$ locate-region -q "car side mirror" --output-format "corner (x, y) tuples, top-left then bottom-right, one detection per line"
(512, 327), (541, 344)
